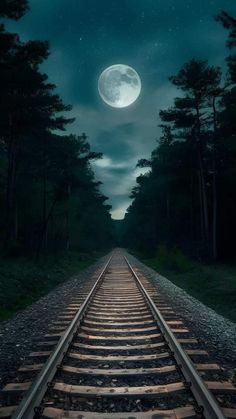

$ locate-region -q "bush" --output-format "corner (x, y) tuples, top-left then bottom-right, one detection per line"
(5, 240), (25, 257)
(0, 251), (96, 320)
(155, 245), (171, 269)
(156, 245), (194, 272)
(172, 248), (194, 272)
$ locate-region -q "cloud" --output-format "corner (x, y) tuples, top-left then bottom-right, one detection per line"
(92, 152), (150, 218)
(71, 82), (185, 218)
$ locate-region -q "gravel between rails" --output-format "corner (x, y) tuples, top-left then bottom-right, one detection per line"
(125, 251), (236, 372)
(0, 254), (109, 388)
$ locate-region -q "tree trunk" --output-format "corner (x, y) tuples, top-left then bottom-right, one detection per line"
(65, 184), (71, 251)
(35, 196), (58, 261)
(195, 102), (209, 247)
(199, 155), (209, 243)
(65, 211), (70, 251)
(14, 202), (18, 241)
(5, 113), (18, 247)
(190, 175), (194, 241)
(212, 170), (217, 259)
(198, 170), (204, 242)
(212, 97), (218, 260)
(166, 190), (170, 219)
(42, 136), (47, 251)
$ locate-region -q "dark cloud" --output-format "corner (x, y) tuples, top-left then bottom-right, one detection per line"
(93, 123), (136, 162)
(107, 166), (132, 176)
(5, 0), (236, 218)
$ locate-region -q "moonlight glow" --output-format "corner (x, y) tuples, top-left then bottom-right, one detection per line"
(98, 64), (141, 108)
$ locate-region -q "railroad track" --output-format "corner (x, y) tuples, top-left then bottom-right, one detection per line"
(0, 250), (236, 419)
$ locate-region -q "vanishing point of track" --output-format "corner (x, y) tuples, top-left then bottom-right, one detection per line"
(1, 250), (236, 419)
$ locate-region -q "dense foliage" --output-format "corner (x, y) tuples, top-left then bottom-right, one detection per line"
(123, 11), (236, 261)
(0, 1), (114, 257)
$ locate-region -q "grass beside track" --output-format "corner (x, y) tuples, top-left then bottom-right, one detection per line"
(0, 251), (99, 321)
(139, 253), (236, 323)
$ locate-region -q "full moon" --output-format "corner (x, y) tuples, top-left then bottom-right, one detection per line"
(98, 64), (141, 108)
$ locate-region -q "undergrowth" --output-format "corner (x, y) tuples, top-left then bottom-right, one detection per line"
(139, 245), (236, 323)
(0, 251), (99, 321)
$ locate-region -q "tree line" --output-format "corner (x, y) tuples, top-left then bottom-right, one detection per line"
(0, 0), (114, 258)
(123, 11), (236, 262)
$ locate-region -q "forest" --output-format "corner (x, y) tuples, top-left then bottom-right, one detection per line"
(123, 11), (236, 263)
(1, 1), (236, 266)
(0, 0), (114, 259)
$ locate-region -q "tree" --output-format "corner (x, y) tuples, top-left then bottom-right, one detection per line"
(123, 61), (227, 260)
(0, 1), (115, 256)
(121, 13), (236, 262)
(0, 0), (29, 20)
(160, 59), (222, 255)
(215, 11), (236, 260)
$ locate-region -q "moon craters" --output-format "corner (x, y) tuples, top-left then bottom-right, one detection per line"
(98, 64), (141, 108)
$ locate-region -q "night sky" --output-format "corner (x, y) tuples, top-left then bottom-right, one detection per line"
(6, 0), (236, 219)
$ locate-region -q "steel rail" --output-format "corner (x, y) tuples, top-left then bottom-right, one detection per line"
(124, 256), (226, 419)
(12, 254), (113, 419)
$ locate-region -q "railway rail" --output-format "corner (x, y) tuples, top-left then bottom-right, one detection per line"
(0, 250), (236, 418)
